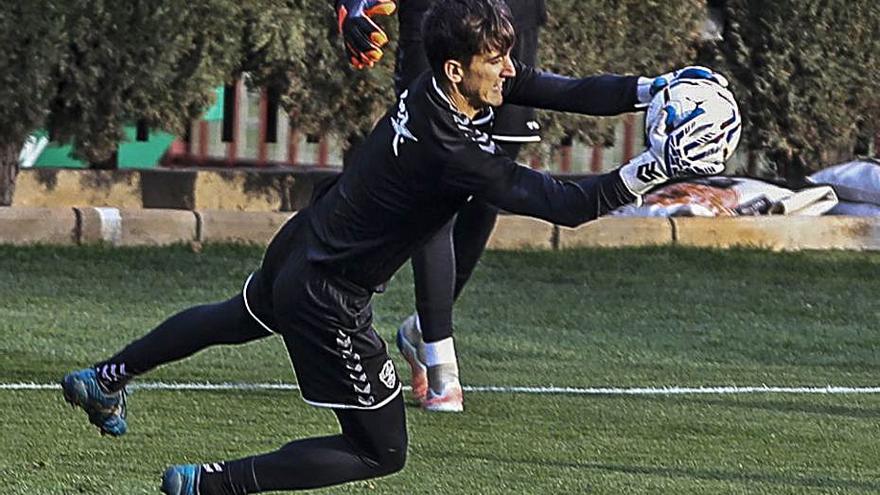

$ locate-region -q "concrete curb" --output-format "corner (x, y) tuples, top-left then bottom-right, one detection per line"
(76, 207), (197, 246)
(198, 209), (294, 245)
(14, 168), (338, 212)
(3, 207), (880, 251)
(558, 217), (673, 249)
(487, 216), (554, 250)
(672, 216), (880, 250)
(0, 207), (77, 245)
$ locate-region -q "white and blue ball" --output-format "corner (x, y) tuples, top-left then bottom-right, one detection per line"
(646, 78), (742, 161)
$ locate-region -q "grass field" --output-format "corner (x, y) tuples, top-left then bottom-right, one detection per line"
(1, 244), (879, 494)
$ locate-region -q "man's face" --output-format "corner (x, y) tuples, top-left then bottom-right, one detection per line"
(459, 49), (516, 111)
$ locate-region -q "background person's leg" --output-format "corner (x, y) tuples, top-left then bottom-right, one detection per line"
(411, 219), (456, 344)
(403, 219), (462, 409)
(450, 198), (500, 301)
(400, 144), (522, 411)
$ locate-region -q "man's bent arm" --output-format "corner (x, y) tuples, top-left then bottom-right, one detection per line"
(503, 59), (640, 116)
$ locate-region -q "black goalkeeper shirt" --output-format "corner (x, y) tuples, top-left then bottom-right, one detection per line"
(305, 60), (640, 290)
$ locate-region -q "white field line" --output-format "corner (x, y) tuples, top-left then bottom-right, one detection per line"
(3, 382), (880, 395)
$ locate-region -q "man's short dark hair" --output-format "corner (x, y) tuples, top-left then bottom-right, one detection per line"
(422, 0), (516, 76)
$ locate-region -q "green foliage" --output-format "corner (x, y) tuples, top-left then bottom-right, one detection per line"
(46, 0), (243, 164)
(0, 1), (66, 204)
(4, 1), (879, 182)
(702, 0), (880, 178)
(538, 0), (706, 145)
(242, 1), (398, 138)
(0, 1), (64, 146)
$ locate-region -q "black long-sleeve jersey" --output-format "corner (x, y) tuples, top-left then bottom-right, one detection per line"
(304, 60), (640, 290)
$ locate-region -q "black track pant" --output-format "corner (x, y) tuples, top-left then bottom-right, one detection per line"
(411, 143), (521, 343)
(209, 397), (406, 493)
(96, 295), (271, 380)
(93, 295), (407, 493)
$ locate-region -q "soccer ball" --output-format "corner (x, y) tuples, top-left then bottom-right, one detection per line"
(646, 78), (742, 162)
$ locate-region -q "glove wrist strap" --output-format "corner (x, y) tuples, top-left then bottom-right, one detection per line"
(618, 151), (669, 198)
(636, 76), (654, 105)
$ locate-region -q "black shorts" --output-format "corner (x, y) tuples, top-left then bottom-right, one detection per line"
(243, 214), (402, 410)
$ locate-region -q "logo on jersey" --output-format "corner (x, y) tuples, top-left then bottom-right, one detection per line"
(391, 90), (418, 156)
(379, 360), (397, 389)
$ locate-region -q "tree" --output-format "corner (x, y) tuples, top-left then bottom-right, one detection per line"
(240, 0), (398, 161)
(702, 0), (880, 180)
(538, 0), (707, 146)
(46, 0), (244, 167)
(0, 1), (64, 206)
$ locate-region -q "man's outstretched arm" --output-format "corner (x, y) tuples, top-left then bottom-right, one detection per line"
(443, 150), (635, 228)
(502, 60), (728, 117)
(440, 107), (728, 227)
(501, 59), (640, 116)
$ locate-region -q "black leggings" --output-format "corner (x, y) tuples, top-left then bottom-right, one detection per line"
(411, 199), (499, 343)
(98, 294), (271, 379)
(95, 295), (407, 493)
(230, 396), (406, 493)
(412, 143), (521, 343)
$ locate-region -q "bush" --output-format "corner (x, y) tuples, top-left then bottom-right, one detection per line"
(538, 0), (706, 146)
(701, 0), (880, 179)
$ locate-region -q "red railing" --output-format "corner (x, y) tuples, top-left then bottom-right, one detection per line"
(163, 84), (640, 172)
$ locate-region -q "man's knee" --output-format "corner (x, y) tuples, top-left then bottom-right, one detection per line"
(373, 440), (407, 475)
(359, 421), (408, 476)
(340, 398), (408, 476)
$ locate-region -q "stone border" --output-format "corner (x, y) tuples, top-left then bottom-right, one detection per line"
(3, 207), (880, 251)
(14, 168), (339, 212)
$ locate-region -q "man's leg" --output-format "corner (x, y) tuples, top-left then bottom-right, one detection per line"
(400, 219), (461, 410)
(398, 145), (521, 412)
(450, 198), (500, 300)
(62, 293), (272, 435)
(163, 252), (409, 494)
(168, 395), (407, 494)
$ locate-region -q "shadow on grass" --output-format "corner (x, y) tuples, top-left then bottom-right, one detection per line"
(443, 451), (880, 492)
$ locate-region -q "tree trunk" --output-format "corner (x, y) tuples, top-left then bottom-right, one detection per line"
(0, 142), (20, 207)
(89, 149), (118, 170)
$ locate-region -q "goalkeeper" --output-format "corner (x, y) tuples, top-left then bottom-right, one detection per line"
(336, 0), (726, 413)
(62, 1), (729, 493)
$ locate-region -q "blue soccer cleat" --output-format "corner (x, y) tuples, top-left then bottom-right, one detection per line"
(161, 464), (200, 495)
(61, 368), (128, 436)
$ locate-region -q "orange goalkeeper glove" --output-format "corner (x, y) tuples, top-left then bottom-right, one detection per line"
(336, 0), (397, 69)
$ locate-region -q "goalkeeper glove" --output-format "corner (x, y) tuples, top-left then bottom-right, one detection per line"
(336, 0), (397, 69)
(619, 107), (726, 196)
(636, 66), (729, 105)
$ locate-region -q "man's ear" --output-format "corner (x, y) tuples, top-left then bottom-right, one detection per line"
(443, 60), (464, 84)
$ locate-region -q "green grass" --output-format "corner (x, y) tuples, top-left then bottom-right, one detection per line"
(1, 244), (879, 493)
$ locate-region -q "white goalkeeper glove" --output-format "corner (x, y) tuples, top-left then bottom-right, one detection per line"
(619, 107), (726, 196)
(636, 66), (729, 106)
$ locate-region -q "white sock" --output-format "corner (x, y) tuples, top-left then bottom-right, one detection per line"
(423, 337), (457, 367)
